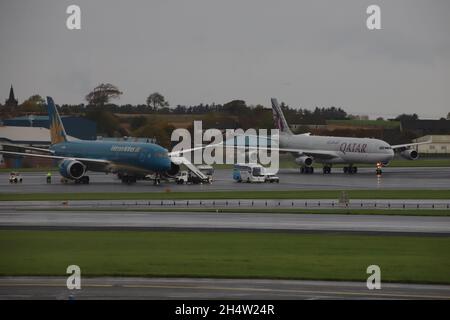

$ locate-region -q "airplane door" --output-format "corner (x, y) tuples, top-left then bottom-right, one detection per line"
(139, 151), (146, 163)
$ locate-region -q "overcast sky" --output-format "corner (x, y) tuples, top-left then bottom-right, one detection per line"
(0, 0), (449, 119)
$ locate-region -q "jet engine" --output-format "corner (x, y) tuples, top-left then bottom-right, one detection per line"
(59, 159), (86, 179)
(400, 149), (419, 160)
(295, 155), (313, 167)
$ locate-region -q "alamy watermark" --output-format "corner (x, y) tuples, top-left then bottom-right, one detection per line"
(171, 121), (280, 174)
(66, 265), (81, 290)
(366, 265), (381, 290)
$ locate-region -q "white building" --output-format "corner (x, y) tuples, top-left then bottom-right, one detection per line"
(413, 135), (450, 154)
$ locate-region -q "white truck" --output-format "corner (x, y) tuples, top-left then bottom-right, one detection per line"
(175, 170), (210, 184)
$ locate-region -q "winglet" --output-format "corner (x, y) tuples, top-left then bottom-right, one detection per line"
(46, 96), (68, 144)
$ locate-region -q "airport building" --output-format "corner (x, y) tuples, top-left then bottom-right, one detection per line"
(3, 115), (96, 140)
(0, 126), (80, 168)
(413, 135), (450, 154)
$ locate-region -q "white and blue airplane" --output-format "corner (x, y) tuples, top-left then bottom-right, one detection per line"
(0, 97), (200, 184)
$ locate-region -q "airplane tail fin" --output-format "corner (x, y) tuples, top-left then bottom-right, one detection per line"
(271, 98), (293, 135)
(46, 96), (68, 144)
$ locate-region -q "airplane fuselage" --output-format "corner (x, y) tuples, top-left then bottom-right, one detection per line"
(279, 134), (395, 165)
(51, 140), (172, 174)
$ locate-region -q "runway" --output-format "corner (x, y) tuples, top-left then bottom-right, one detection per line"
(1, 167), (450, 193)
(1, 210), (449, 234)
(1, 277), (449, 300)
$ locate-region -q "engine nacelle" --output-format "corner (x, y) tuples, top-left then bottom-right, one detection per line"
(400, 149), (419, 160)
(295, 155), (313, 167)
(59, 159), (86, 180)
(166, 162), (180, 177)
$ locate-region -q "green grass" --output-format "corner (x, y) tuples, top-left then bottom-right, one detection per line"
(0, 230), (449, 284)
(1, 189), (450, 201)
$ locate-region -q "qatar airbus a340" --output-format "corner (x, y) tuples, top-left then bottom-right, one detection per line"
(269, 98), (430, 174)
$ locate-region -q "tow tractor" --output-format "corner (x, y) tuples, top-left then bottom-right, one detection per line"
(176, 170), (210, 184)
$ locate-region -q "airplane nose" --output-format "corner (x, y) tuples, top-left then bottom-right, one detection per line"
(388, 149), (394, 160)
(162, 157), (172, 171)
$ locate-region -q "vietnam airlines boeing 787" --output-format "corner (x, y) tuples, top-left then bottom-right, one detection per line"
(0, 97), (189, 184)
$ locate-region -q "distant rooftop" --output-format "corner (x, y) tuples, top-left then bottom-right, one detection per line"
(0, 126), (77, 144)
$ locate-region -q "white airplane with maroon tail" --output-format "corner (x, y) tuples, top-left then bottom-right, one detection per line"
(270, 98), (430, 174)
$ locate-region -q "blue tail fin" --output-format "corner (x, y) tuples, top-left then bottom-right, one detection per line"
(46, 96), (68, 144)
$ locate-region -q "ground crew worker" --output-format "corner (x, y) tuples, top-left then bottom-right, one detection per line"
(46, 172), (52, 184)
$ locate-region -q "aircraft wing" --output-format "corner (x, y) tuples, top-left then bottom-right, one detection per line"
(0, 150), (112, 171)
(169, 144), (339, 160)
(0, 143), (54, 154)
(229, 145), (340, 160)
(391, 139), (432, 150)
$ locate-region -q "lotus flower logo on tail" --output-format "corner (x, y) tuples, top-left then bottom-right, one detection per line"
(46, 96), (68, 144)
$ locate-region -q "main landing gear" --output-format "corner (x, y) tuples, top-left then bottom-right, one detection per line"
(121, 175), (137, 185)
(75, 176), (90, 184)
(300, 166), (314, 174)
(322, 166), (332, 174)
(343, 166), (357, 174)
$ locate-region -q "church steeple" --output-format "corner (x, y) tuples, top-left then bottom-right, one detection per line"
(5, 84), (18, 107)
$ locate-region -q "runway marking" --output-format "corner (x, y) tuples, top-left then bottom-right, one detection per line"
(121, 284), (450, 299)
(1, 282), (449, 299)
(0, 283), (112, 288)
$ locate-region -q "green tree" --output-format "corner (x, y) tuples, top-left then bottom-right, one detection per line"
(395, 113), (419, 121)
(84, 110), (121, 136)
(130, 116), (148, 130)
(85, 83), (123, 107)
(146, 92), (169, 110)
(133, 119), (175, 148)
(21, 94), (46, 112)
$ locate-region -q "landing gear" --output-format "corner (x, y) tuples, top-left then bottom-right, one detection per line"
(121, 175), (137, 185)
(343, 166), (357, 174)
(322, 166), (332, 174)
(75, 176), (90, 184)
(300, 166), (314, 174)
(153, 174), (161, 185)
